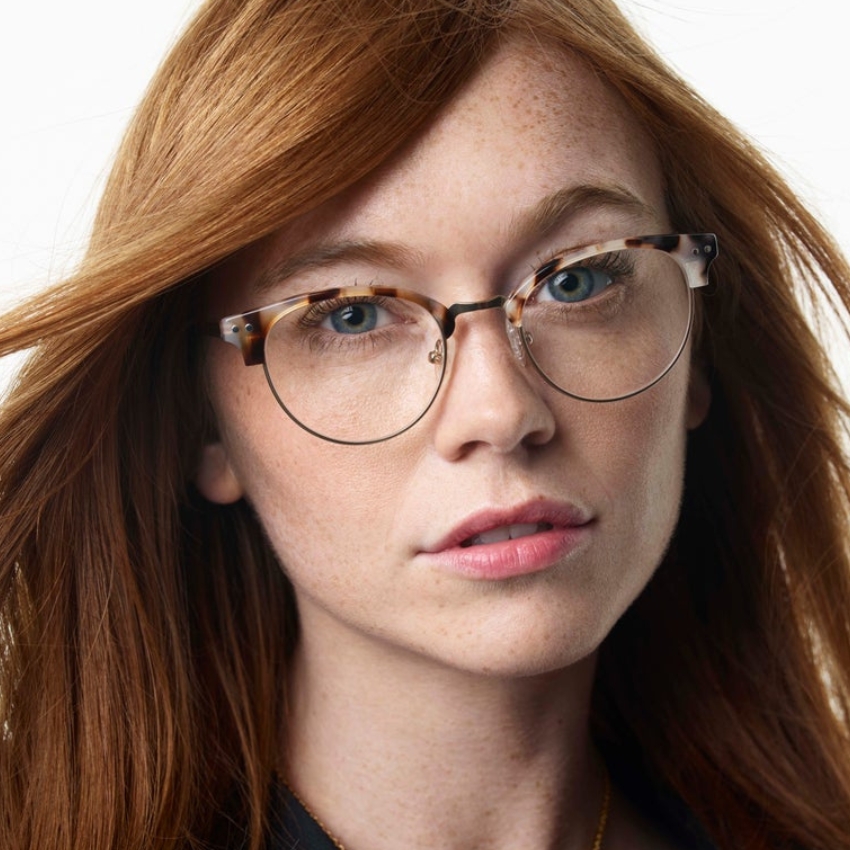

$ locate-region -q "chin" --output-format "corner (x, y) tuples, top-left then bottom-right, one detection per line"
(400, 603), (613, 681)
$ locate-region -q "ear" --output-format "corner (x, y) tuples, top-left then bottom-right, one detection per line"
(195, 442), (244, 504)
(686, 365), (711, 430)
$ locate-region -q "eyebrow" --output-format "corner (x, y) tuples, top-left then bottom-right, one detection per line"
(507, 183), (656, 244)
(253, 240), (424, 296)
(253, 183), (656, 296)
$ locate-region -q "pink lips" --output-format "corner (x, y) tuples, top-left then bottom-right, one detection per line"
(420, 501), (593, 581)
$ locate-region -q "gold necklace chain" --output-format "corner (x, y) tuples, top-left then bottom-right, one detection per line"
(591, 766), (611, 850)
(286, 766), (612, 850)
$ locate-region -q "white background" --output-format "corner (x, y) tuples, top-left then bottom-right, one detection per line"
(2, 1), (849, 391)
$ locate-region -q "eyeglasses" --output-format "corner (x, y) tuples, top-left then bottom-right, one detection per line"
(210, 233), (718, 444)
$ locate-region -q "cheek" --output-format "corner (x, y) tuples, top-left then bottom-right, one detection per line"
(208, 349), (417, 580)
(583, 338), (689, 471)
(224, 422), (402, 560)
(581, 369), (690, 593)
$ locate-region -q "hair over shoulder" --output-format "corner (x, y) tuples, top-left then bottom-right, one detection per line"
(1, 1), (849, 848)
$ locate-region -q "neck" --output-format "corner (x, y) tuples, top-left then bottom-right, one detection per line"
(283, 610), (606, 850)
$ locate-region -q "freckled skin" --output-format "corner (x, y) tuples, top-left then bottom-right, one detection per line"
(200, 43), (705, 681)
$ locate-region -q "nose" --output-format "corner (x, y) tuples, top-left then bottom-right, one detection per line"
(431, 305), (557, 460)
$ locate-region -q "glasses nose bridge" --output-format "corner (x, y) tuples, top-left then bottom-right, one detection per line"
(443, 294), (525, 363)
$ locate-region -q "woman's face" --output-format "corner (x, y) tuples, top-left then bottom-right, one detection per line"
(199, 41), (708, 677)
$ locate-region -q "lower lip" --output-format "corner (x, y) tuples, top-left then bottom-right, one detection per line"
(421, 524), (592, 581)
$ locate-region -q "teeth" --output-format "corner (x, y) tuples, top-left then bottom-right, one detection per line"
(461, 522), (551, 547)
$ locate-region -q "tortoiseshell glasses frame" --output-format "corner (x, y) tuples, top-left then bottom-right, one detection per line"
(209, 233), (718, 444)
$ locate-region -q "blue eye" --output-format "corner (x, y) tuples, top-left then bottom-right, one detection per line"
(327, 302), (379, 334)
(542, 266), (613, 303)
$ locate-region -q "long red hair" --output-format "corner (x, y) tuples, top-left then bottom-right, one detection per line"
(1, 1), (849, 848)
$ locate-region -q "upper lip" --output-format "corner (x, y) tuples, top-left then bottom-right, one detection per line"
(422, 499), (594, 553)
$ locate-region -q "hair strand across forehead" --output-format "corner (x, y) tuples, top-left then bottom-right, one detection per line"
(1, 2), (850, 850)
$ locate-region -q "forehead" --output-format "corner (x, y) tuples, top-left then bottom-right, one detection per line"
(214, 38), (666, 305)
(406, 37), (659, 189)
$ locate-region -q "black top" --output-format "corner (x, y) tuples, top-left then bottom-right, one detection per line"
(267, 761), (718, 850)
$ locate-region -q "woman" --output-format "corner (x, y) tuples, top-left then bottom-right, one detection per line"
(1, 1), (849, 849)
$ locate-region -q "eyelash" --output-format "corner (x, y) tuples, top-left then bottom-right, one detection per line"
(297, 294), (390, 324)
(284, 249), (634, 316)
(529, 248), (635, 284)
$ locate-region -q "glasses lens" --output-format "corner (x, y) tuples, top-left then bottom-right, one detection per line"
(520, 247), (692, 401)
(263, 293), (445, 443)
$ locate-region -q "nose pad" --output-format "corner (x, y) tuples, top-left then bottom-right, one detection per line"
(505, 317), (526, 364)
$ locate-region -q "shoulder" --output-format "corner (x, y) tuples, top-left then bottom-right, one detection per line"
(607, 757), (717, 850)
(266, 783), (339, 850)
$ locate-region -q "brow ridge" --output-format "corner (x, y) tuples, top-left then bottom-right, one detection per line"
(253, 182), (656, 297)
